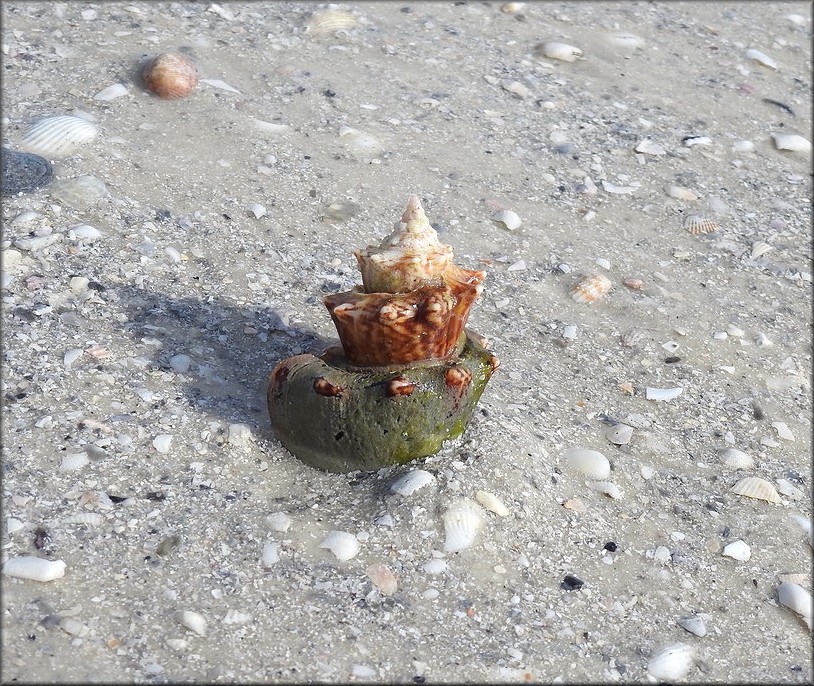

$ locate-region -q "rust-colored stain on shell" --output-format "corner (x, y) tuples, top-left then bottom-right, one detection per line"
(313, 377), (344, 397)
(444, 366), (473, 394)
(385, 376), (418, 397)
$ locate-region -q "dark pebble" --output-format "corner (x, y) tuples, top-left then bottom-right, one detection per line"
(603, 541), (617, 552)
(1, 147), (54, 196)
(561, 574), (585, 591)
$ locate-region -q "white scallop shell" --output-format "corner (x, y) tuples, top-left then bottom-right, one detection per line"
(390, 469), (434, 496)
(777, 582), (812, 630)
(730, 476), (781, 504)
(565, 447), (611, 480)
(442, 499), (484, 552)
(648, 642), (695, 680)
(683, 214), (719, 235)
(538, 41), (583, 62)
(745, 48), (778, 70)
(20, 115), (98, 157)
(2, 556), (66, 582)
(771, 133), (811, 153)
(721, 539), (751, 562)
(59, 452), (89, 472)
(605, 424), (633, 445)
(587, 481), (622, 499)
(718, 447), (754, 470)
(178, 610), (207, 636)
(645, 386), (683, 401)
(320, 530), (360, 561)
(474, 490), (510, 517)
(570, 272), (612, 303)
(265, 511), (292, 532)
(491, 208), (522, 231)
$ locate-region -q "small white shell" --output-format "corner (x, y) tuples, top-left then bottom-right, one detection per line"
(491, 208), (522, 231)
(648, 642), (695, 681)
(775, 479), (804, 500)
(390, 469), (434, 496)
(365, 563), (398, 595)
(777, 582), (812, 630)
(771, 133), (811, 153)
(570, 272), (612, 303)
(750, 241), (774, 259)
(730, 476), (781, 504)
(645, 386), (683, 401)
(718, 448), (754, 470)
(635, 139), (666, 156)
(587, 481), (622, 499)
(178, 610), (207, 636)
(442, 499), (484, 552)
(60, 452), (89, 472)
(247, 203), (267, 219)
(564, 447), (611, 480)
(731, 139), (755, 153)
(666, 185), (698, 201)
(320, 530), (360, 561)
(677, 614), (708, 637)
(604, 424), (633, 445)
(62, 512), (104, 526)
(771, 421), (795, 441)
(261, 541), (280, 566)
(474, 490), (510, 517)
(152, 434), (173, 454)
(684, 215), (719, 235)
(93, 83), (128, 101)
(722, 539), (751, 562)
(67, 224), (102, 242)
(3, 556), (66, 582)
(538, 41), (583, 62)
(60, 617), (89, 637)
(265, 511), (292, 532)
(307, 9), (357, 37)
(745, 48), (778, 70)
(20, 115), (98, 157)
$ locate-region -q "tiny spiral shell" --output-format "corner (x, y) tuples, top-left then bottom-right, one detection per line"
(570, 272), (612, 303)
(142, 52), (198, 99)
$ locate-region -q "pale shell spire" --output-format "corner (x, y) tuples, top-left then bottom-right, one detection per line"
(355, 195), (453, 294)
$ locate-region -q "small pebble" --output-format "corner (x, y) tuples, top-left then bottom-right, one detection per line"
(169, 354), (192, 373)
(561, 574), (584, 591)
(178, 610), (207, 636)
(1, 148), (54, 195)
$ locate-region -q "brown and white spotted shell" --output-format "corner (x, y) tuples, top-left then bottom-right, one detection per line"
(570, 272), (612, 304)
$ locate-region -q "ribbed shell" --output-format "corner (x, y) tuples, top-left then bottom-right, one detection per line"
(442, 499), (484, 552)
(142, 53), (198, 99)
(730, 476), (781, 504)
(719, 447), (754, 470)
(20, 115), (98, 157)
(684, 215), (719, 235)
(306, 9), (357, 36)
(570, 272), (612, 303)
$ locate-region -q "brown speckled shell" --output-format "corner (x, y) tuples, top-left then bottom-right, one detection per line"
(142, 52), (198, 100)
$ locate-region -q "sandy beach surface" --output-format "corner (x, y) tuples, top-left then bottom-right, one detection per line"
(1, 1), (812, 682)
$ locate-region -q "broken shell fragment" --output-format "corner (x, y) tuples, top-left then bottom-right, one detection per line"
(565, 447), (611, 480)
(442, 499), (484, 552)
(745, 48), (778, 70)
(570, 273), (612, 303)
(684, 215), (719, 235)
(771, 133), (811, 154)
(605, 424), (633, 445)
(2, 556), (66, 582)
(391, 469), (435, 496)
(718, 447), (754, 470)
(537, 41), (584, 62)
(645, 386), (683, 401)
(474, 490), (510, 517)
(648, 642), (695, 681)
(777, 582), (812, 630)
(491, 208), (522, 231)
(142, 52), (198, 99)
(730, 476), (781, 504)
(722, 539), (751, 562)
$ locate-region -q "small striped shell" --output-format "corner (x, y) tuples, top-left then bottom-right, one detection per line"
(142, 53), (198, 99)
(306, 9), (357, 37)
(20, 115), (98, 157)
(442, 499), (484, 552)
(570, 272), (612, 303)
(730, 476), (781, 504)
(684, 215), (719, 235)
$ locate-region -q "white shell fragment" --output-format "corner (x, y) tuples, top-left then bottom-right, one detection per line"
(20, 115), (98, 157)
(261, 541), (280, 566)
(365, 563), (398, 595)
(777, 582), (812, 630)
(771, 421), (795, 441)
(745, 48), (778, 70)
(604, 424), (633, 445)
(474, 490), (510, 517)
(648, 642), (695, 681)
(67, 224), (102, 242)
(771, 133), (811, 153)
(247, 203), (267, 219)
(320, 530), (360, 561)
(265, 511), (292, 532)
(718, 448), (754, 470)
(565, 447), (611, 480)
(666, 185), (698, 201)
(603, 32), (645, 49)
(93, 83), (129, 101)
(635, 139), (666, 156)
(390, 469), (434, 496)
(730, 476), (781, 504)
(587, 481), (622, 499)
(307, 9), (357, 37)
(152, 434), (173, 454)
(645, 386), (683, 401)
(178, 610), (207, 636)
(491, 208), (522, 231)
(538, 41), (583, 62)
(442, 499), (484, 552)
(722, 539), (751, 562)
(59, 452), (89, 472)
(678, 614), (708, 637)
(3, 556), (66, 582)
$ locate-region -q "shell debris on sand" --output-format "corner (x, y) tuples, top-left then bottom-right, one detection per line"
(730, 476), (781, 504)
(771, 133), (811, 154)
(390, 469), (434, 496)
(365, 563), (398, 595)
(721, 539), (751, 562)
(648, 641), (695, 680)
(306, 9), (357, 37)
(178, 610), (207, 636)
(3, 556), (66, 582)
(474, 490), (510, 517)
(776, 582), (812, 630)
(536, 41), (584, 62)
(718, 447), (754, 470)
(645, 386), (683, 401)
(320, 530), (361, 561)
(442, 499), (484, 552)
(20, 115), (98, 157)
(564, 447), (611, 480)
(490, 208), (522, 231)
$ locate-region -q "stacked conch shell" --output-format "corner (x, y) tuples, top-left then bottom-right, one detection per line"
(324, 195), (486, 366)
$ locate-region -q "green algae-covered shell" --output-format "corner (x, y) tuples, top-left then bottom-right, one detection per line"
(267, 332), (498, 473)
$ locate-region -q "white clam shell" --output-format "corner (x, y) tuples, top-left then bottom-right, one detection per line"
(20, 115), (98, 157)
(93, 83), (128, 101)
(391, 469), (434, 496)
(67, 224), (102, 242)
(306, 9), (357, 37)
(587, 481), (622, 499)
(730, 476), (781, 504)
(565, 447), (611, 480)
(3, 556), (66, 582)
(474, 490), (510, 517)
(645, 386), (683, 401)
(648, 641), (695, 680)
(745, 48), (778, 70)
(491, 208), (522, 231)
(320, 530), (360, 561)
(777, 582), (812, 630)
(722, 539), (751, 562)
(538, 41), (583, 62)
(771, 133), (811, 153)
(718, 447), (754, 470)
(604, 424), (633, 445)
(178, 610), (207, 636)
(60, 451), (89, 472)
(442, 499), (484, 552)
